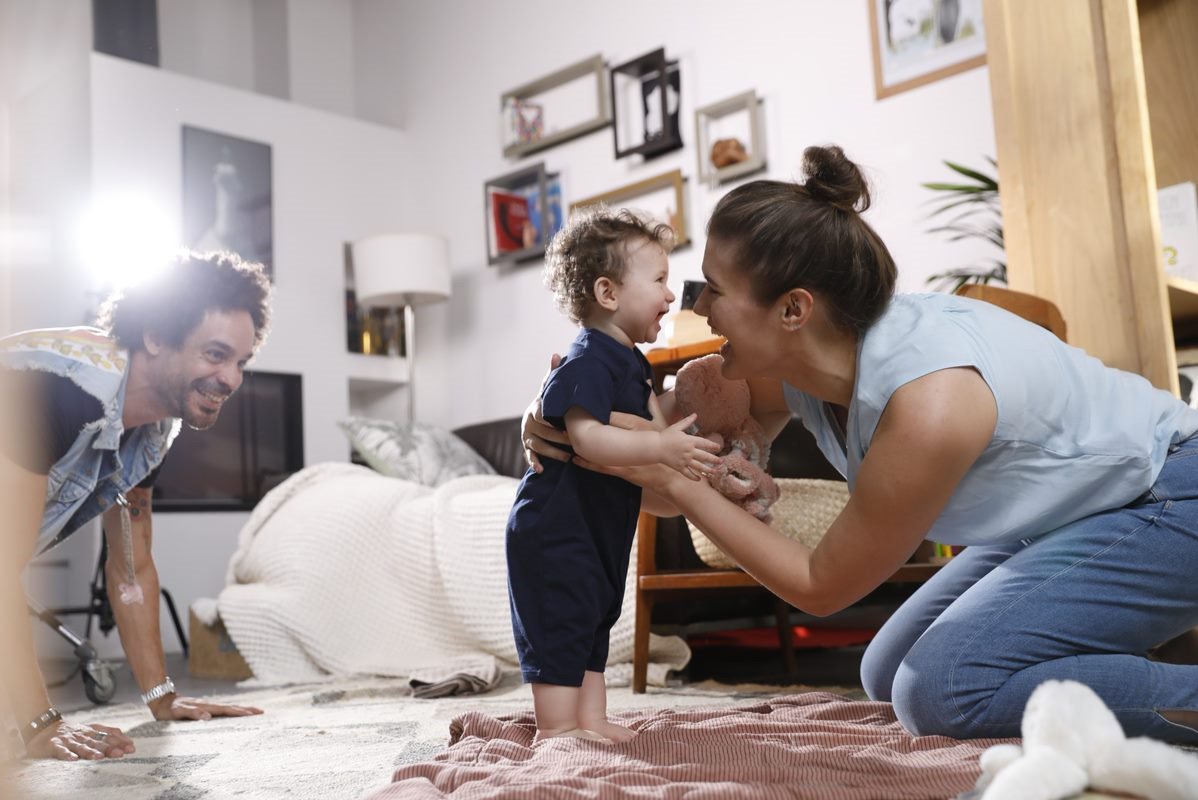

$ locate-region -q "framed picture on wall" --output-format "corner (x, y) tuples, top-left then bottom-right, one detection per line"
(570, 169), (689, 248)
(182, 125), (274, 279)
(484, 162), (564, 266)
(500, 55), (611, 159)
(610, 48), (683, 160)
(868, 0), (987, 100)
(694, 90), (767, 185)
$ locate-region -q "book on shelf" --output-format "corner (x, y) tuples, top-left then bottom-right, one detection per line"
(1160, 182), (1198, 282)
(489, 188), (531, 255)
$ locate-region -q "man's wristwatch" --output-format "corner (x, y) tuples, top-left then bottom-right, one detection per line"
(22, 707), (63, 745)
(140, 677), (176, 706)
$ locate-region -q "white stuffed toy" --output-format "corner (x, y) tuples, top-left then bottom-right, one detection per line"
(976, 679), (1198, 800)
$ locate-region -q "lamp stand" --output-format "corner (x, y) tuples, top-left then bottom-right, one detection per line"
(404, 303), (416, 425)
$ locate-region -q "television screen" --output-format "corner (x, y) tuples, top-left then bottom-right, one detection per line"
(152, 370), (304, 511)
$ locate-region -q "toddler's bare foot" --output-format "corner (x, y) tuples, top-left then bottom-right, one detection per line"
(534, 727), (611, 743)
(579, 719), (636, 743)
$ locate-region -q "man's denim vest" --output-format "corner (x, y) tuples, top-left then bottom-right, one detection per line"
(0, 327), (179, 554)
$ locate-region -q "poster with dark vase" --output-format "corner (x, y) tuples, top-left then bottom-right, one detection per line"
(182, 125), (274, 279)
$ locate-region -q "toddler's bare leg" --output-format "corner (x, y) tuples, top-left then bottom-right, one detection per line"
(577, 670), (635, 742)
(531, 683), (609, 742)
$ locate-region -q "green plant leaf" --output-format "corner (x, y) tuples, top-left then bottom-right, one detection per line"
(923, 156), (1005, 290)
(943, 160), (998, 189)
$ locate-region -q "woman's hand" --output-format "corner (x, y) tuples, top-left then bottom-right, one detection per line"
(25, 719), (136, 761)
(572, 455), (688, 497)
(521, 354), (572, 472)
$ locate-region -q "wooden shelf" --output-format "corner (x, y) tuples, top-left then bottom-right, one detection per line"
(1167, 275), (1198, 328)
(644, 337), (725, 366)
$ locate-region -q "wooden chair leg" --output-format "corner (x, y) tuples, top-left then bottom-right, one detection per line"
(633, 588), (653, 694)
(774, 597), (798, 677)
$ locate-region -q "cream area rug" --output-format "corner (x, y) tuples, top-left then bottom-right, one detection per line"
(12, 674), (857, 800)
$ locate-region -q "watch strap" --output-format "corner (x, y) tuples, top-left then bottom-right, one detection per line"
(22, 707), (63, 745)
(140, 677), (176, 706)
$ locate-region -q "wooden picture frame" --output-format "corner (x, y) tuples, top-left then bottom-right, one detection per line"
(868, 0), (986, 100)
(484, 162), (563, 265)
(694, 90), (767, 185)
(570, 169), (689, 248)
(501, 55), (610, 159)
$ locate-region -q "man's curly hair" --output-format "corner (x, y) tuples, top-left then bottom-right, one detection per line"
(544, 206), (675, 325)
(97, 250), (272, 351)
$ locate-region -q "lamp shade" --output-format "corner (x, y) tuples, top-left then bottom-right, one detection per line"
(351, 233), (451, 307)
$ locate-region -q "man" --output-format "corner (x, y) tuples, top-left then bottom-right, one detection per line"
(1, 251), (270, 761)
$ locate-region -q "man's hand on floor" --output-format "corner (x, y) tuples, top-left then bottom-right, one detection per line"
(149, 694), (264, 721)
(25, 720), (136, 761)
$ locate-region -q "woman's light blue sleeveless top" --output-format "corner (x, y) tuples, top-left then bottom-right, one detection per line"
(783, 293), (1198, 545)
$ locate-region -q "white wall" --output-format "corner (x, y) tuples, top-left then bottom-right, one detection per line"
(82, 52), (409, 654)
(351, 0), (998, 430)
(159, 0), (257, 92)
(287, 0), (355, 116)
(158, 0), (358, 117)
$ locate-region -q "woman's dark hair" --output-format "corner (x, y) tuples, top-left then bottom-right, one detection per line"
(97, 250), (272, 351)
(706, 145), (897, 332)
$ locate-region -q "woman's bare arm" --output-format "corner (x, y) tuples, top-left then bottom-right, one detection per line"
(585, 367), (997, 616)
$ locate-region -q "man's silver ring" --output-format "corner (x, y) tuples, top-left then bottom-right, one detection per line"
(93, 731), (108, 739)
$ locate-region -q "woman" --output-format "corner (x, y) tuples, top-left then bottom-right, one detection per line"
(523, 145), (1198, 742)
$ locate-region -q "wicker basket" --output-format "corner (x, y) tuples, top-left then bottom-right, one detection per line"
(687, 478), (850, 570)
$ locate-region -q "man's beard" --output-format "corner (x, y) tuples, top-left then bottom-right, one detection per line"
(179, 379), (232, 431)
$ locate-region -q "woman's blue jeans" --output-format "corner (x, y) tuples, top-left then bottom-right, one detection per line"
(861, 436), (1198, 743)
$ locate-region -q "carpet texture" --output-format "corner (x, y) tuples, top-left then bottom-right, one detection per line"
(11, 674), (856, 799)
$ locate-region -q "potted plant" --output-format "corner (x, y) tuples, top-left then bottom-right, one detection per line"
(923, 158), (1006, 292)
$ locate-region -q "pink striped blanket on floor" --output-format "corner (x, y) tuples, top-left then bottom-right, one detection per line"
(365, 693), (1016, 799)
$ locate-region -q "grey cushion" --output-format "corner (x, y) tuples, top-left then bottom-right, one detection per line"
(338, 417), (496, 486)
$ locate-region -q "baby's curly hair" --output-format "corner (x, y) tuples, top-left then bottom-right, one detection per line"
(544, 206), (675, 325)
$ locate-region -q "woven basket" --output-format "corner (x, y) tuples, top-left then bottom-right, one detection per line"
(687, 478), (850, 570)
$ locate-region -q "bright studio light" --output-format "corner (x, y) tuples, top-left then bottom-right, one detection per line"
(78, 194), (178, 289)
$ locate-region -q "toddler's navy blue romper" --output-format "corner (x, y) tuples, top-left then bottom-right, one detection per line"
(505, 327), (653, 686)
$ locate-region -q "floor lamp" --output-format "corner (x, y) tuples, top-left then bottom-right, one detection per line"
(351, 233), (451, 424)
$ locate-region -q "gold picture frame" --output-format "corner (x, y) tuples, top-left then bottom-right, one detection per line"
(570, 169), (689, 248)
(868, 0), (987, 100)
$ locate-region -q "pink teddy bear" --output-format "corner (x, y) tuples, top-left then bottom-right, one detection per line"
(674, 354), (780, 521)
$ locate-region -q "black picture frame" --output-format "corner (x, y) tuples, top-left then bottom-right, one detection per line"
(610, 47), (683, 160)
(182, 125), (274, 280)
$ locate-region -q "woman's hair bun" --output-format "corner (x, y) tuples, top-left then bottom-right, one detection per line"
(801, 145), (871, 213)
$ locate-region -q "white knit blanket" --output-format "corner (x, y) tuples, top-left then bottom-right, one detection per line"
(217, 464), (689, 687)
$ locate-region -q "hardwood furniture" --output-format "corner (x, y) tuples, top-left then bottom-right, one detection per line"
(630, 338), (941, 693)
(984, 0), (1198, 393)
(956, 284), (1068, 341)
